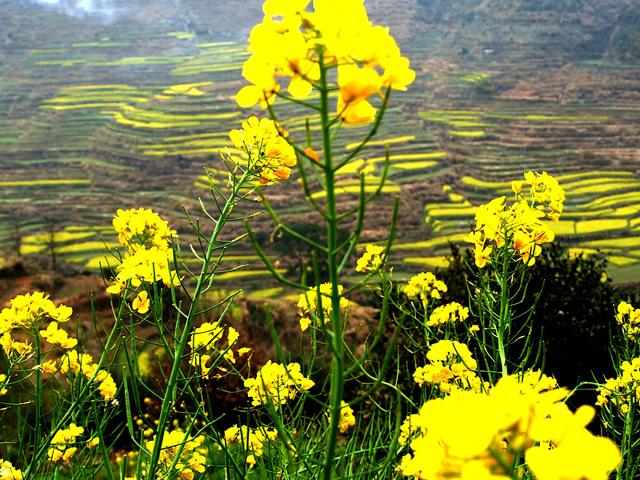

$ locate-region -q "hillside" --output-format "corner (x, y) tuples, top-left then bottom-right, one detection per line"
(1, 0), (640, 289)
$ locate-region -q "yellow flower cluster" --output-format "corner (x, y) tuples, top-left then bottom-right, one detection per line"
(145, 429), (207, 480)
(615, 301), (640, 341)
(0, 292), (74, 358)
(224, 425), (278, 466)
(355, 244), (385, 273)
(297, 283), (349, 332)
(244, 361), (315, 408)
(403, 272), (447, 307)
(47, 423), (84, 464)
(597, 357), (640, 413)
(512, 171), (565, 222)
(107, 208), (179, 296)
(189, 322), (250, 376)
(398, 374), (620, 479)
(237, 0), (415, 124)
(0, 459), (23, 479)
(112, 207), (176, 254)
(465, 171), (565, 268)
(229, 116), (297, 184)
(337, 401), (356, 434)
(60, 350), (117, 401)
(427, 302), (469, 328)
(413, 340), (483, 394)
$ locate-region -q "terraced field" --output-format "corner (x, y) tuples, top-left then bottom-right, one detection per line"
(2, 0), (640, 292)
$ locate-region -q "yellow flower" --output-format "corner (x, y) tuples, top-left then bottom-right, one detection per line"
(236, 0), (414, 121)
(465, 172), (564, 268)
(355, 244), (385, 273)
(0, 374), (7, 397)
(47, 423), (84, 464)
(615, 301), (640, 341)
(60, 350), (117, 402)
(0, 459), (23, 479)
(39, 321), (78, 350)
(427, 302), (469, 328)
(397, 374), (619, 479)
(297, 283), (349, 331)
(225, 425), (278, 465)
(87, 437), (100, 449)
(132, 291), (150, 314)
(229, 116), (297, 184)
(403, 272), (447, 306)
(337, 401), (356, 434)
(145, 429), (206, 478)
(244, 361), (314, 408)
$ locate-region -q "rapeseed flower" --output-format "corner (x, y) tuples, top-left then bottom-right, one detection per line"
(427, 302), (469, 328)
(403, 272), (447, 306)
(337, 401), (356, 434)
(60, 350), (118, 401)
(229, 116), (297, 184)
(145, 429), (206, 479)
(224, 425), (278, 466)
(297, 283), (349, 331)
(465, 171), (565, 268)
(615, 300), (640, 341)
(236, 0), (414, 124)
(0, 459), (23, 479)
(398, 374), (619, 479)
(0, 374), (7, 397)
(413, 340), (484, 394)
(47, 423), (84, 464)
(244, 361), (314, 408)
(355, 244), (385, 273)
(596, 357), (640, 413)
(107, 208), (178, 295)
(189, 322), (243, 376)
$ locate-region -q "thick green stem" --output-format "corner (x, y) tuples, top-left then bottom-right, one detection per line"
(319, 56), (344, 480)
(496, 250), (511, 378)
(29, 332), (42, 471)
(146, 171), (249, 477)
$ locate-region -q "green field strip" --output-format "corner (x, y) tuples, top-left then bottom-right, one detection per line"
(0, 179), (90, 187)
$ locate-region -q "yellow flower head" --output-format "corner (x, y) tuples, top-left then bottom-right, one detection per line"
(0, 292), (72, 333)
(244, 361), (314, 408)
(0, 459), (23, 480)
(229, 116), (297, 184)
(224, 425), (278, 464)
(297, 283), (349, 331)
(466, 171), (564, 268)
(145, 429), (207, 478)
(47, 423), (84, 464)
(403, 272), (447, 306)
(132, 291), (150, 315)
(236, 0), (414, 124)
(398, 373), (619, 480)
(356, 244), (385, 273)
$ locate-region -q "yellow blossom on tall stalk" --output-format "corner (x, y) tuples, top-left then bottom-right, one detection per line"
(244, 360), (314, 408)
(355, 244), (385, 273)
(47, 423), (84, 464)
(465, 171), (565, 268)
(229, 116), (297, 184)
(596, 357), (640, 414)
(0, 459), (23, 479)
(335, 401), (356, 434)
(59, 350), (117, 401)
(0, 374), (7, 397)
(615, 301), (640, 341)
(397, 374), (620, 479)
(297, 283), (349, 332)
(427, 302), (469, 328)
(0, 292), (74, 358)
(403, 272), (447, 306)
(413, 340), (484, 394)
(189, 322), (245, 376)
(224, 425), (279, 466)
(236, 0), (414, 124)
(144, 429), (207, 479)
(106, 208), (178, 295)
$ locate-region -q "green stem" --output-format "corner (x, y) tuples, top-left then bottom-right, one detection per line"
(29, 332), (42, 473)
(319, 53), (344, 480)
(146, 170), (250, 477)
(497, 250), (510, 377)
